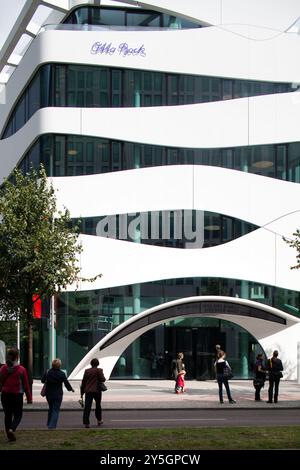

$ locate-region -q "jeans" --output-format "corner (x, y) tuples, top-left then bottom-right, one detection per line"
(83, 392), (102, 425)
(46, 396), (63, 429)
(216, 375), (233, 402)
(1, 392), (24, 433)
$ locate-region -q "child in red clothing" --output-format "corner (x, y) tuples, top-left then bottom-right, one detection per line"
(175, 370), (186, 394)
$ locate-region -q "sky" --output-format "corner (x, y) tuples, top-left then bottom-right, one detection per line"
(0, 0), (26, 50)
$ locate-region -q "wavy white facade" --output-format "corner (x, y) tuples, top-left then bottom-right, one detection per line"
(1, 0), (300, 380)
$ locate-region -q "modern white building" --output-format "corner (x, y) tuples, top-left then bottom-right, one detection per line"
(1, 0), (300, 380)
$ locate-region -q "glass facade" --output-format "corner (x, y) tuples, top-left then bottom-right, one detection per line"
(19, 134), (300, 183)
(111, 319), (264, 380)
(72, 210), (258, 249)
(1, 63), (294, 139)
(63, 6), (202, 29)
(48, 277), (299, 377)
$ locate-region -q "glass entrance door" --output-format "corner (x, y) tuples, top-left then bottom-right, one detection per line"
(165, 326), (225, 380)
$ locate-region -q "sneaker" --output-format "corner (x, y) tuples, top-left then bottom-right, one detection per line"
(229, 400), (236, 404)
(219, 401), (224, 404)
(97, 420), (103, 426)
(84, 424), (90, 428)
(7, 429), (16, 442)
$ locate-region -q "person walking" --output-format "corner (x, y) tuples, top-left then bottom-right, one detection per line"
(80, 358), (106, 428)
(41, 358), (74, 429)
(214, 350), (236, 404)
(266, 350), (283, 403)
(0, 347), (32, 442)
(253, 353), (267, 401)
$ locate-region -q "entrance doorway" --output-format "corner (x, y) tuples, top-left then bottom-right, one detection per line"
(165, 326), (225, 380)
(110, 317), (264, 380)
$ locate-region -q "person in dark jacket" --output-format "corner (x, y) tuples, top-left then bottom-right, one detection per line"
(253, 353), (267, 401)
(266, 350), (284, 403)
(41, 358), (74, 429)
(0, 348), (32, 442)
(214, 350), (236, 404)
(80, 358), (106, 428)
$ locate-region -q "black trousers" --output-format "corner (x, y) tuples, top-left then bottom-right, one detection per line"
(254, 382), (264, 400)
(268, 377), (280, 403)
(83, 392), (102, 425)
(1, 392), (24, 433)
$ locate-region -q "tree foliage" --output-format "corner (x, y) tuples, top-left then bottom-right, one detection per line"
(284, 230), (300, 270)
(0, 166), (84, 324)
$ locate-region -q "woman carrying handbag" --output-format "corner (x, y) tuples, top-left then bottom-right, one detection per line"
(80, 358), (106, 428)
(214, 351), (236, 404)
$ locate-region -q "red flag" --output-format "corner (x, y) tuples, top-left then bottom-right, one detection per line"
(32, 295), (42, 319)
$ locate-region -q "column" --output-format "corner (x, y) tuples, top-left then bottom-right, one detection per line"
(49, 296), (56, 368)
(132, 284), (142, 378)
(240, 331), (249, 378)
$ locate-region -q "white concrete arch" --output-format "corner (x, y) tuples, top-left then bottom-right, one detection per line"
(68, 296), (300, 380)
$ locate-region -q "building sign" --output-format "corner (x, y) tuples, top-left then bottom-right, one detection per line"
(91, 41), (146, 57)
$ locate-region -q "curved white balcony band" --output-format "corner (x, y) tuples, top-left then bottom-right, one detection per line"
(2, 90), (300, 180)
(68, 296), (300, 380)
(2, 24), (300, 132)
(71, 212), (300, 292)
(51, 166), (300, 227)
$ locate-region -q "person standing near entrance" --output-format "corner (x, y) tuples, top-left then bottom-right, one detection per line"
(215, 344), (223, 359)
(0, 348), (32, 442)
(214, 351), (236, 404)
(213, 345), (224, 378)
(253, 353), (267, 401)
(266, 350), (283, 403)
(172, 352), (185, 393)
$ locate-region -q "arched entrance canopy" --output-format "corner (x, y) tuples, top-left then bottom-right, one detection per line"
(68, 296), (299, 380)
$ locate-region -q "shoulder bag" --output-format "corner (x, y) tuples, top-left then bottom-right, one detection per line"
(98, 382), (107, 392)
(223, 365), (233, 380)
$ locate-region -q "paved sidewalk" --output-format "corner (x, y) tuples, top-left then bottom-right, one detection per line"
(23, 379), (300, 410)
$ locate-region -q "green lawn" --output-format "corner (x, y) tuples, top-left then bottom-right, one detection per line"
(0, 426), (300, 450)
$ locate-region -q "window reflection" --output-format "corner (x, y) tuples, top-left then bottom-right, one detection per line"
(18, 134), (299, 184)
(63, 6), (200, 29)
(1, 63), (294, 140)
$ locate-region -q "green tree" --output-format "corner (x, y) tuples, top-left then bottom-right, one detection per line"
(284, 230), (300, 270)
(0, 166), (98, 385)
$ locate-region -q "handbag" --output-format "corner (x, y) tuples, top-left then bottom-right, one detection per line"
(40, 370), (48, 397)
(40, 383), (47, 397)
(223, 366), (233, 380)
(253, 378), (265, 388)
(78, 397), (85, 408)
(98, 382), (107, 392)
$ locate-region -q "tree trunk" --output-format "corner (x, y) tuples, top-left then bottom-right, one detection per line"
(27, 321), (33, 393)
